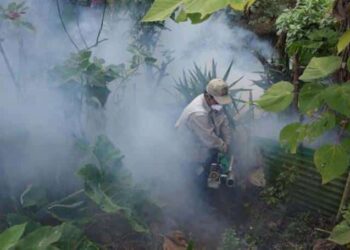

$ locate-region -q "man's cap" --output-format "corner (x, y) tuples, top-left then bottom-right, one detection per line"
(206, 78), (232, 105)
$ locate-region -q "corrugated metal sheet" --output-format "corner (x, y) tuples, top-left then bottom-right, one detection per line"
(255, 137), (348, 216)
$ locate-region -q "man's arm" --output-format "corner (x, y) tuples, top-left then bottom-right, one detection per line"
(188, 113), (227, 153)
(220, 113), (232, 148)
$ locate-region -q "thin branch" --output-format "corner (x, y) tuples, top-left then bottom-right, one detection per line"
(0, 40), (20, 91)
(94, 0), (107, 47)
(86, 38), (108, 50)
(56, 0), (80, 51)
(75, 5), (88, 49)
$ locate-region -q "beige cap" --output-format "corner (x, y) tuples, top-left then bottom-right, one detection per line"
(206, 78), (232, 105)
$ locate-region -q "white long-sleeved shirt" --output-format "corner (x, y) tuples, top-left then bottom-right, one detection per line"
(175, 94), (232, 163)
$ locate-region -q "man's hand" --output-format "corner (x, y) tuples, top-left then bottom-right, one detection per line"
(222, 143), (228, 153)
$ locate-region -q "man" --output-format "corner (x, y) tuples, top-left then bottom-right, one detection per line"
(175, 78), (232, 180)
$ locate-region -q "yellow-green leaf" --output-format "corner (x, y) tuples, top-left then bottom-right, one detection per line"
(175, 9), (210, 24)
(298, 83), (325, 114)
(16, 226), (62, 250)
(299, 56), (342, 81)
(314, 144), (350, 184)
(0, 223), (26, 250)
(142, 0), (182, 22)
(185, 0), (229, 17)
(329, 221), (350, 245)
(337, 30), (350, 53)
(279, 123), (307, 154)
(306, 112), (336, 140)
(323, 83), (350, 117)
(255, 81), (294, 112)
(142, 0), (254, 22)
(230, 0), (255, 10)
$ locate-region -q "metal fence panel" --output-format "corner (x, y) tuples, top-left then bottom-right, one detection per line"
(256, 137), (348, 216)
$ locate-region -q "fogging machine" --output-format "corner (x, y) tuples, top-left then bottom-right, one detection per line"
(207, 154), (235, 189)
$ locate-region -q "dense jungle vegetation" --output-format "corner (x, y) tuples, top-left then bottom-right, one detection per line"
(0, 0), (350, 249)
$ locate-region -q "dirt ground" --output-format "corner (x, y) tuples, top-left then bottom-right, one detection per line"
(81, 176), (341, 250)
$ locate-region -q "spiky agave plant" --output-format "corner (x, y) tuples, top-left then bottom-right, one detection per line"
(174, 60), (253, 128)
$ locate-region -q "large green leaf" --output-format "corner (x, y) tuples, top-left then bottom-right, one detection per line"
(230, 0), (255, 10)
(341, 138), (350, 153)
(337, 30), (350, 53)
(329, 221), (350, 245)
(279, 114), (336, 154)
(255, 81), (294, 112)
(142, 0), (255, 22)
(279, 123), (307, 154)
(314, 144), (350, 184)
(55, 223), (99, 250)
(323, 84), (350, 117)
(15, 226), (62, 250)
(0, 223), (26, 250)
(20, 185), (48, 208)
(142, 0), (182, 22)
(299, 56), (342, 81)
(78, 164), (148, 233)
(93, 135), (124, 170)
(306, 112), (336, 139)
(185, 0), (230, 16)
(6, 214), (40, 235)
(77, 164), (123, 213)
(298, 83), (325, 114)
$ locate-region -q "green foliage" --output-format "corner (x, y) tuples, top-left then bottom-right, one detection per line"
(77, 135), (159, 233)
(337, 30), (350, 53)
(218, 228), (242, 250)
(255, 81), (293, 112)
(92, 135), (124, 169)
(314, 143), (350, 184)
(299, 56), (342, 81)
(323, 84), (350, 117)
(257, 56), (350, 183)
(329, 206), (350, 245)
(20, 185), (48, 208)
(280, 112), (336, 154)
(279, 123), (307, 153)
(0, 222), (98, 250)
(0, 1), (34, 31)
(54, 223), (99, 250)
(296, 82), (350, 119)
(0, 223), (26, 250)
(142, 0), (256, 23)
(186, 240), (195, 250)
(298, 83), (325, 113)
(47, 199), (88, 223)
(127, 43), (158, 70)
(251, 53), (291, 91)
(306, 112), (336, 139)
(6, 214), (41, 236)
(276, 0), (336, 62)
(0, 134), (160, 247)
(246, 0), (295, 35)
(51, 51), (126, 107)
(15, 226), (62, 250)
(261, 165), (297, 206)
(175, 60), (235, 103)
